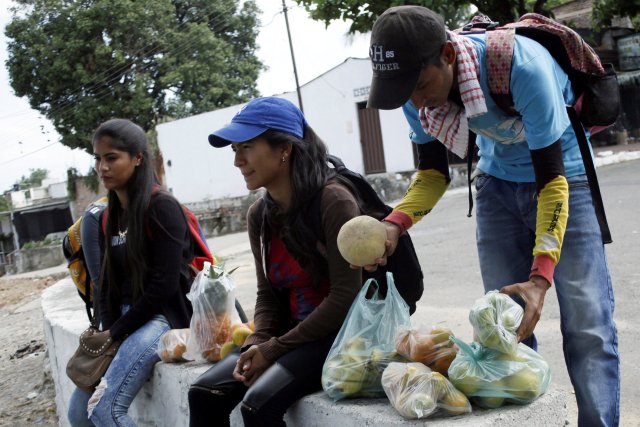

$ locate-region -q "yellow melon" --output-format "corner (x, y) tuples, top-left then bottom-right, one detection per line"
(336, 216), (386, 266)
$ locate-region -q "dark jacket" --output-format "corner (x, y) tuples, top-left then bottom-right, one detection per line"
(99, 193), (193, 340)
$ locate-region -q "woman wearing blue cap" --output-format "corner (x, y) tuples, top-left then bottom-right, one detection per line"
(188, 97), (364, 426)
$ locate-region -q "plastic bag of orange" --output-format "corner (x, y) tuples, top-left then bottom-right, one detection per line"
(157, 329), (191, 363)
(395, 326), (457, 375)
(382, 362), (471, 419)
(185, 262), (241, 362)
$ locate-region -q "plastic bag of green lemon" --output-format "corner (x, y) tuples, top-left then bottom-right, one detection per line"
(321, 273), (409, 401)
(382, 362), (471, 419)
(469, 290), (524, 354)
(448, 336), (551, 408)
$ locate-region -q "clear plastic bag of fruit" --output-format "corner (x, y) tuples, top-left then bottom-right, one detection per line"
(184, 262), (241, 363)
(448, 336), (551, 408)
(157, 328), (191, 363)
(382, 362), (471, 419)
(468, 290), (524, 354)
(322, 272), (410, 401)
(395, 326), (458, 375)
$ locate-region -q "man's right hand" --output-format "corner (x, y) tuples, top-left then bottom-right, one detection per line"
(354, 221), (402, 272)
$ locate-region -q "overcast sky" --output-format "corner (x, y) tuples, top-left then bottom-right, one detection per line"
(0, 1), (370, 192)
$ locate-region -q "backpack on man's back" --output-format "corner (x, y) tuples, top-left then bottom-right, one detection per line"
(459, 13), (619, 129)
(459, 13), (617, 244)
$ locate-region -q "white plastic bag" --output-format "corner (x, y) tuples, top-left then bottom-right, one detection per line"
(448, 337), (551, 408)
(322, 273), (410, 400)
(382, 362), (471, 419)
(157, 328), (191, 363)
(184, 262), (241, 362)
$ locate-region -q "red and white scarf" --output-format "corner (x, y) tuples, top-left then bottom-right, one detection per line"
(419, 31), (486, 158)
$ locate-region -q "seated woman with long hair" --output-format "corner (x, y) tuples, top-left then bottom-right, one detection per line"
(188, 97), (364, 426)
(67, 119), (194, 426)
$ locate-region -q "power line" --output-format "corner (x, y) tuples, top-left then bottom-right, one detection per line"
(0, 142), (60, 166)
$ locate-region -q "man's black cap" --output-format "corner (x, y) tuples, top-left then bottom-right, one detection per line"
(367, 6), (446, 110)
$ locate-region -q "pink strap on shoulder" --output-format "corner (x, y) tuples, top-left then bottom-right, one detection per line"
(486, 28), (515, 96)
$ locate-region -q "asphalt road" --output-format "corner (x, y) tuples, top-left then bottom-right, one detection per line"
(209, 159), (639, 426)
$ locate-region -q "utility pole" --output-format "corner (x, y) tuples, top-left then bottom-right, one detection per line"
(281, 0), (304, 113)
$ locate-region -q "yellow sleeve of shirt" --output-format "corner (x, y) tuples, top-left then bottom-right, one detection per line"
(533, 175), (569, 265)
(393, 169), (449, 225)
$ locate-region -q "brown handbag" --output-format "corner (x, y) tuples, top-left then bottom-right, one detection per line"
(66, 326), (122, 392)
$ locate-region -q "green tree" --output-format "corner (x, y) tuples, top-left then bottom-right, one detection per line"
(294, 0), (476, 33)
(293, 0), (639, 33)
(5, 0), (263, 153)
(19, 168), (49, 190)
(0, 195), (10, 212)
(593, 0), (640, 30)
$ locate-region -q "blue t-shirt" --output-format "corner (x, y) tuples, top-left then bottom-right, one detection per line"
(403, 34), (587, 182)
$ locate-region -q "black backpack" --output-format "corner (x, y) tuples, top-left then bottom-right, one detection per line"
(307, 155), (424, 314)
(459, 13), (617, 243)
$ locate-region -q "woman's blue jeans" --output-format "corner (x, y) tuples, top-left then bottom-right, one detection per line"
(67, 312), (170, 427)
(475, 173), (620, 427)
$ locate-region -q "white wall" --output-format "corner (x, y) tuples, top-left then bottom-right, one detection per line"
(0, 216), (10, 234)
(49, 181), (68, 199)
(158, 105), (248, 204)
(157, 58), (416, 205)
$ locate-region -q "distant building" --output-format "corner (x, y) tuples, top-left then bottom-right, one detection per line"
(157, 57), (417, 205)
(552, 0), (640, 137)
(3, 180), (72, 247)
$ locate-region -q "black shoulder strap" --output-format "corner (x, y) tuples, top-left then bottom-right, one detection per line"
(307, 155), (392, 244)
(566, 106), (612, 244)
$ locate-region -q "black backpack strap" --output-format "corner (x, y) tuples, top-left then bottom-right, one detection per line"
(566, 106), (612, 244)
(84, 269), (94, 324)
(467, 131), (476, 217)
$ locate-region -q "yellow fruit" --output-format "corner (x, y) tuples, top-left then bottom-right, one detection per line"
(230, 323), (245, 334)
(502, 312), (518, 329)
(429, 371), (448, 398)
(429, 347), (457, 376)
(507, 369), (541, 401)
(370, 347), (397, 367)
(220, 341), (237, 359)
(406, 392), (436, 416)
(431, 327), (454, 345)
(231, 326), (252, 347)
(441, 388), (471, 415)
(247, 320), (255, 331)
(475, 395), (505, 408)
(345, 337), (367, 352)
(479, 329), (502, 349)
(451, 376), (482, 395)
(473, 306), (496, 329)
(338, 380), (363, 396)
(336, 216), (386, 266)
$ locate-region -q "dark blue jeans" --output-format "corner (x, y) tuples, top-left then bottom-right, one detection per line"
(67, 312), (170, 427)
(475, 173), (620, 427)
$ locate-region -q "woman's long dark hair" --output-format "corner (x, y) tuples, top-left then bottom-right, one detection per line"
(94, 119), (156, 305)
(262, 125), (332, 282)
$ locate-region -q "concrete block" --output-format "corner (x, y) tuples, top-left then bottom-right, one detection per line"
(44, 278), (568, 427)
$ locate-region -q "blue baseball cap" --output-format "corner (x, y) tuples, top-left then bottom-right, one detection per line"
(208, 97), (307, 147)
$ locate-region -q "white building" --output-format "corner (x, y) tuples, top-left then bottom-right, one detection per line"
(157, 57), (417, 205)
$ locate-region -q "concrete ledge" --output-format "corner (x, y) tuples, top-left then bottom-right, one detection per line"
(44, 278), (568, 426)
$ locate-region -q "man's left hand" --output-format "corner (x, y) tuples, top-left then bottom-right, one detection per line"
(500, 276), (551, 342)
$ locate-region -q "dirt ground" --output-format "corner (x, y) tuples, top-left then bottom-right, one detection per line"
(0, 274), (63, 426)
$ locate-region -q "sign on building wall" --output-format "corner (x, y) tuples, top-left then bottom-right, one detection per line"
(617, 33), (640, 71)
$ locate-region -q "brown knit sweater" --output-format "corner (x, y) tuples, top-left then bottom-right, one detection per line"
(242, 181), (363, 361)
